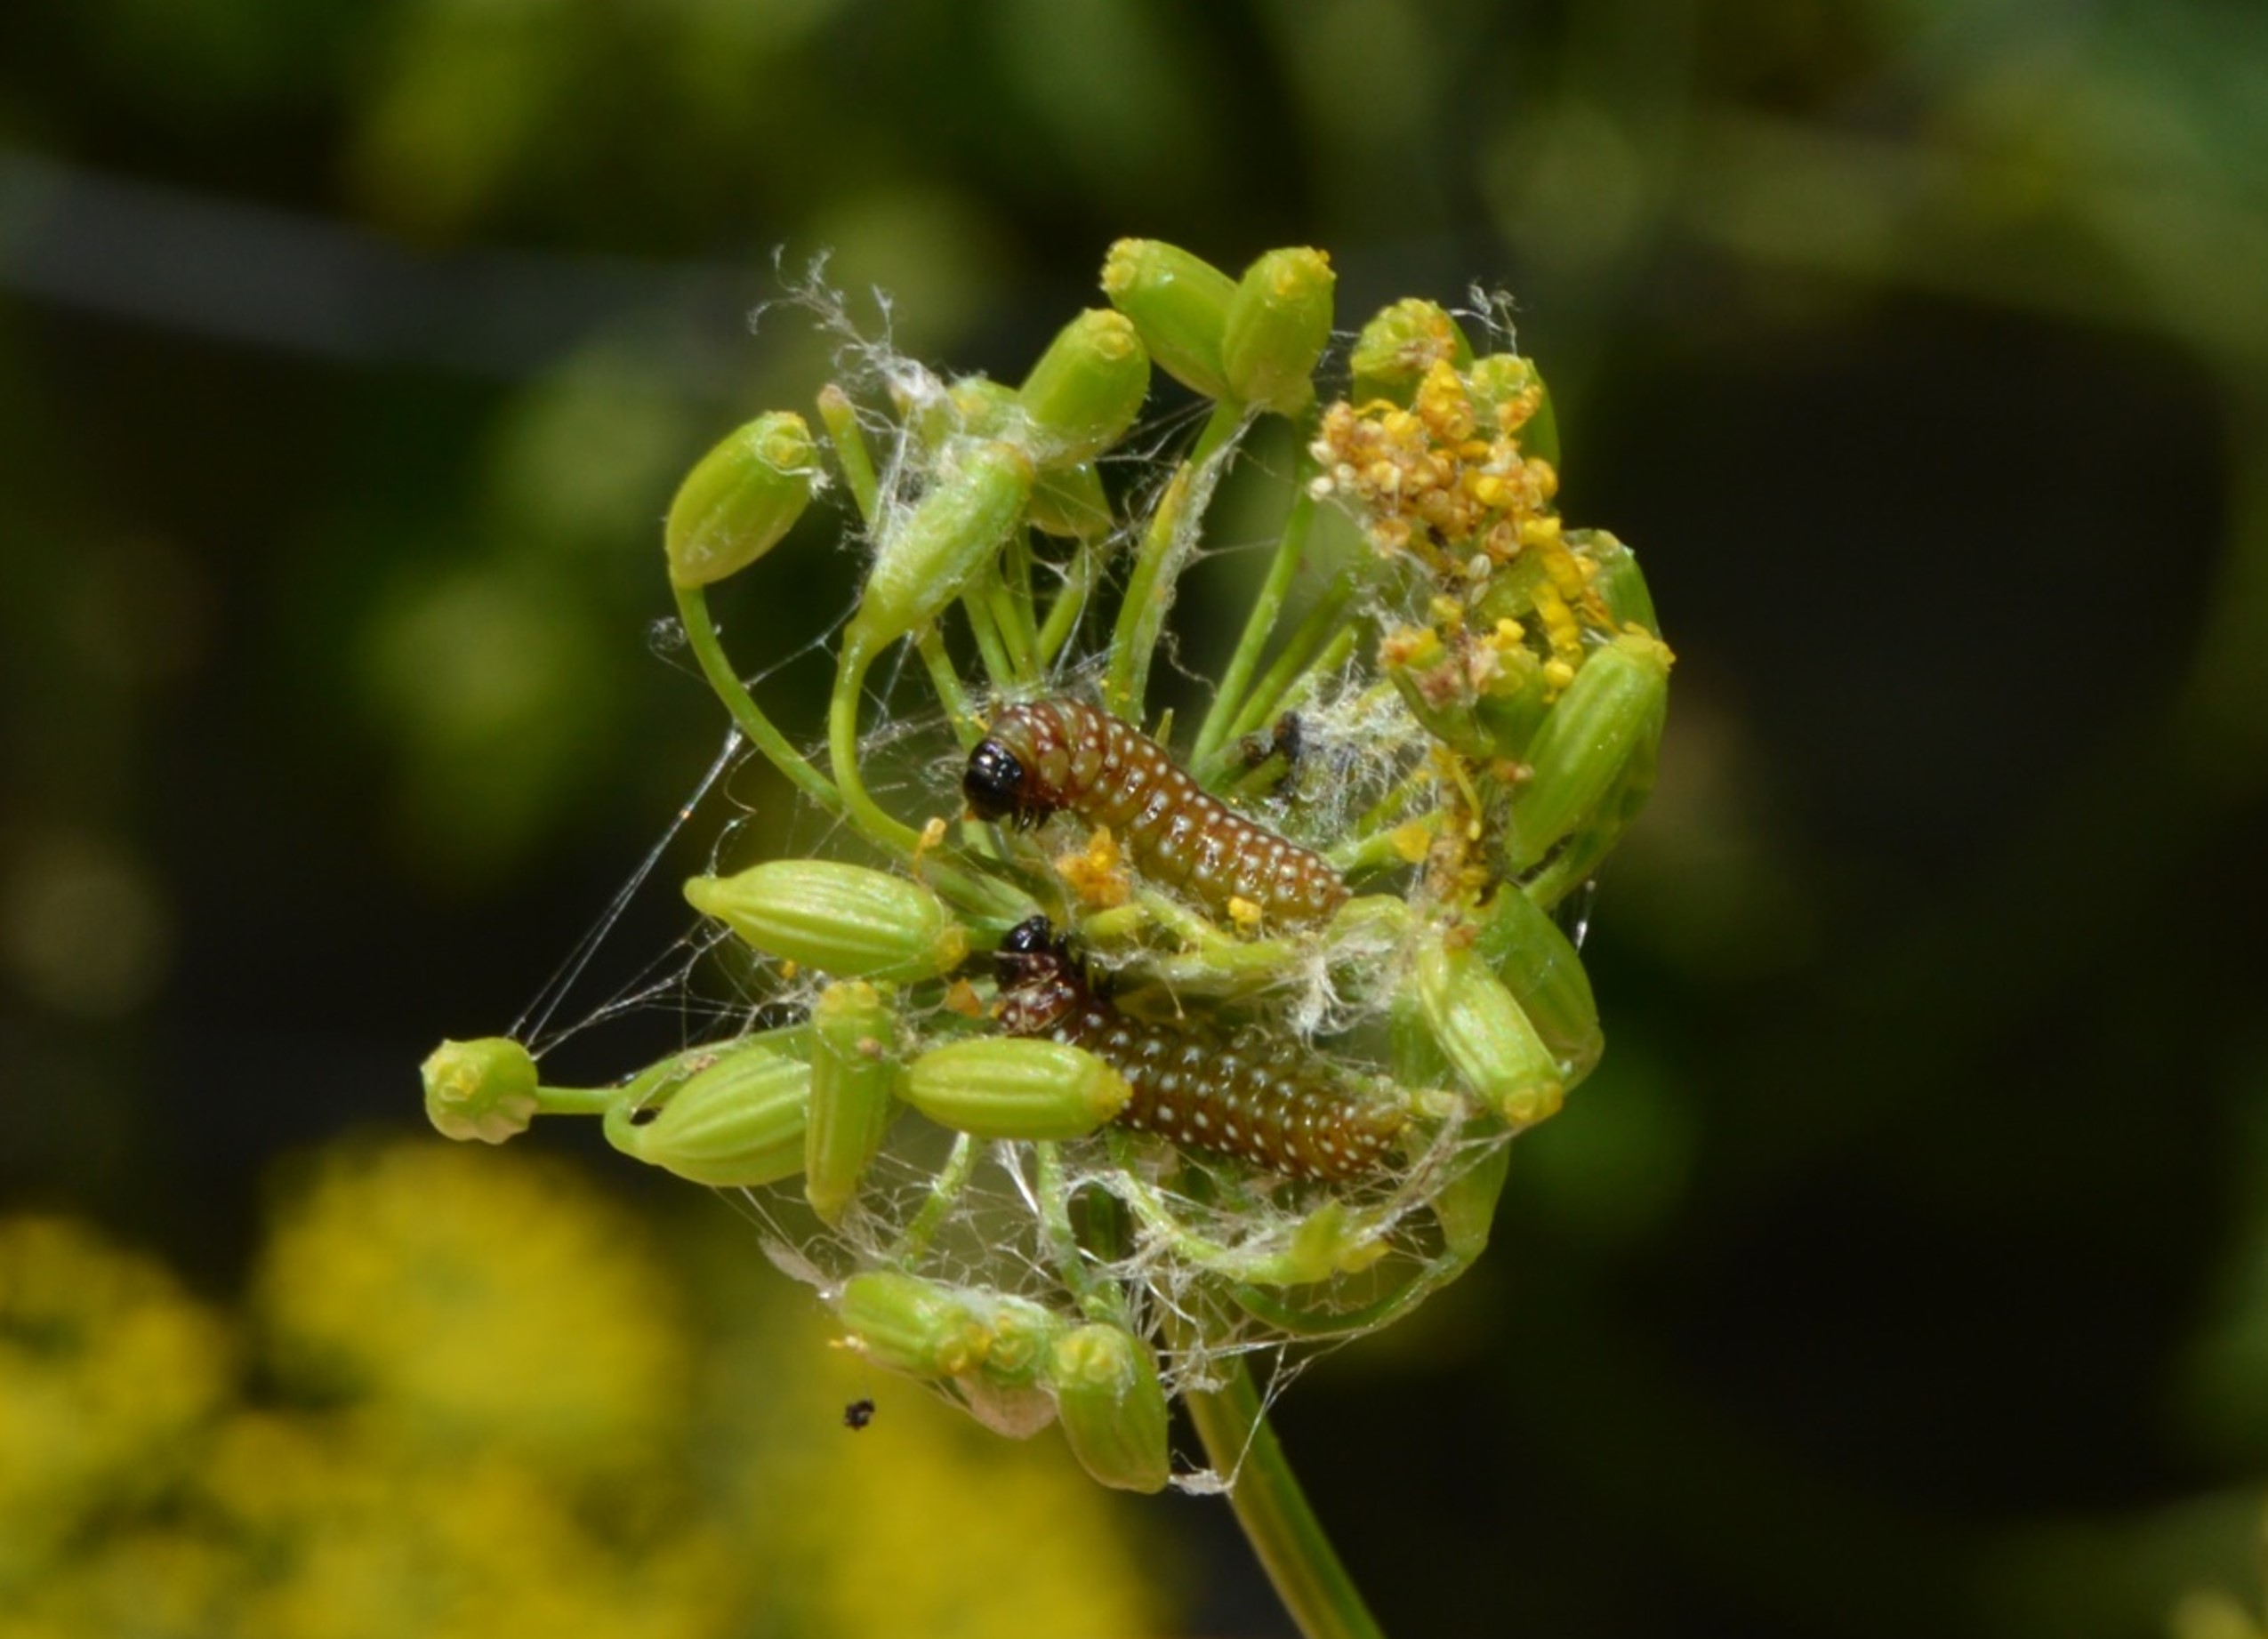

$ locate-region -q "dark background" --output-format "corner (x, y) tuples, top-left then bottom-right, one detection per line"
(5, 2), (2267, 1635)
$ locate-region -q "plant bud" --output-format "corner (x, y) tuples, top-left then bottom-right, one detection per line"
(837, 1270), (993, 1378)
(683, 860), (967, 981)
(602, 1039), (809, 1186)
(900, 1039), (1130, 1140)
(844, 438), (1034, 658)
(664, 412), (820, 589)
(1465, 353), (1558, 470)
(1469, 887), (1603, 1085)
(1017, 309), (1150, 467)
(1028, 461), (1114, 542)
(1413, 938), (1564, 1129)
(1047, 1323), (1170, 1494)
(1521, 714), (1664, 914)
(971, 1291), (1066, 1388)
(933, 377), (1116, 541)
(1100, 239), (1235, 401)
(804, 981), (899, 1224)
(1221, 247), (1335, 417)
(422, 1036), (540, 1144)
(1502, 631), (1672, 875)
(1349, 298), (1472, 406)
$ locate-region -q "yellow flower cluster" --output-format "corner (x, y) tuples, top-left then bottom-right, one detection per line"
(0, 1145), (1165, 1639)
(1315, 356), (1622, 727)
(1312, 358), (1557, 572)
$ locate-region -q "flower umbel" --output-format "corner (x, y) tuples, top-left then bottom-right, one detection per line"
(422, 242), (1670, 1639)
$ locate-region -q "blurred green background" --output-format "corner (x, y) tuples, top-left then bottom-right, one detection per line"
(5, 1), (2268, 1635)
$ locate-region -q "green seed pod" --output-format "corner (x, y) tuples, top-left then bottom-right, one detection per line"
(1576, 529), (1661, 635)
(1349, 298), (1473, 406)
(1017, 309), (1150, 467)
(1520, 710), (1663, 914)
(899, 1038), (1130, 1141)
(422, 1036), (541, 1144)
(837, 1270), (993, 1378)
(1413, 937), (1564, 1129)
(1468, 887), (1603, 1086)
(844, 438), (1034, 658)
(1221, 247), (1335, 417)
(664, 412), (821, 589)
(1100, 239), (1236, 402)
(1502, 631), (1672, 875)
(683, 860), (968, 981)
(602, 1038), (810, 1186)
(1028, 460), (1114, 542)
(971, 1292), (1065, 1389)
(804, 981), (899, 1224)
(610, 1025), (812, 1112)
(1047, 1322), (1170, 1494)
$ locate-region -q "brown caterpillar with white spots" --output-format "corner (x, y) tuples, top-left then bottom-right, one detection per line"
(963, 700), (1348, 928)
(993, 918), (1403, 1181)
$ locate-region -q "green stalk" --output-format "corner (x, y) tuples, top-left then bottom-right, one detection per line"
(915, 627), (983, 745)
(1105, 400), (1248, 722)
(526, 1082), (620, 1117)
(828, 636), (925, 856)
(998, 528), (1044, 680)
(960, 587), (1019, 691)
(889, 1132), (977, 1264)
(1177, 1335), (1386, 1639)
(1033, 1141), (1130, 1328)
(1198, 580), (1358, 786)
(1327, 815), (1439, 879)
(1226, 586), (1356, 738)
(1194, 455), (1321, 768)
(674, 583), (841, 814)
(1037, 540), (1100, 666)
(816, 384), (881, 521)
(826, 633), (1032, 925)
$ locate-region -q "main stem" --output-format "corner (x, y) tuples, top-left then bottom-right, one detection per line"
(1182, 1355), (1386, 1639)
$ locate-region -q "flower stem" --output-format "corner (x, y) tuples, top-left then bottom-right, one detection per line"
(673, 582), (842, 814)
(828, 634), (929, 858)
(1036, 538), (1100, 666)
(1193, 451), (1321, 770)
(1183, 1353), (1387, 1639)
(1104, 399), (1248, 723)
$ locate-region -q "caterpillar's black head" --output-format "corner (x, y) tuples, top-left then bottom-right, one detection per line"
(993, 914), (1070, 988)
(963, 736), (1039, 825)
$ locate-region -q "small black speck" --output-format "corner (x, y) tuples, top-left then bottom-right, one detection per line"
(843, 1397), (876, 1431)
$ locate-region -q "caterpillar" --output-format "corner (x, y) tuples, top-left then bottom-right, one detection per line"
(993, 917), (1403, 1181)
(963, 699), (1347, 928)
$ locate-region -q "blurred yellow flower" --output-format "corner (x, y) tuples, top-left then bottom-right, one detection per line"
(252, 1142), (690, 1475)
(0, 1217), (234, 1588)
(0, 1141), (1168, 1637)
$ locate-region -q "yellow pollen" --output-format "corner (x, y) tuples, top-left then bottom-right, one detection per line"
(1055, 825), (1131, 909)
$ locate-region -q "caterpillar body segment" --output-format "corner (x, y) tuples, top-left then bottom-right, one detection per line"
(992, 918), (1402, 1181)
(963, 699), (1348, 928)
